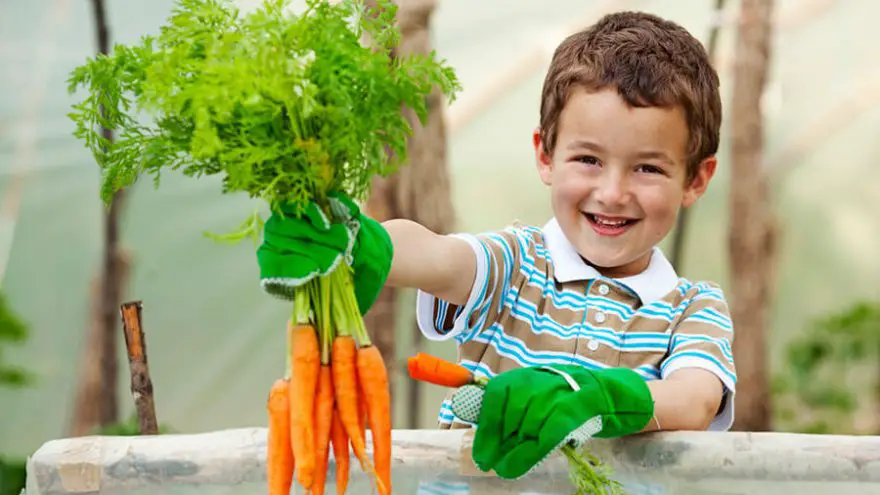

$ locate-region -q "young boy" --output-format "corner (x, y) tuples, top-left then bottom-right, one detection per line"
(258, 10), (735, 483)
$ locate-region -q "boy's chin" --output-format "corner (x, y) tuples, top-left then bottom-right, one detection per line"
(579, 252), (629, 270)
(575, 247), (652, 277)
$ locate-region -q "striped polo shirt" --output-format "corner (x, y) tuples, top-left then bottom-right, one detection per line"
(415, 218), (737, 431)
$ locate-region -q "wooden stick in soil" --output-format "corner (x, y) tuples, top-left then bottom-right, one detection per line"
(120, 300), (159, 435)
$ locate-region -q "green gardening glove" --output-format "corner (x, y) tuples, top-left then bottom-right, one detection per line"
(256, 192), (393, 314)
(450, 365), (654, 480)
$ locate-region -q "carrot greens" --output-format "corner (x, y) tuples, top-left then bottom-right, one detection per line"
(67, 0), (460, 226)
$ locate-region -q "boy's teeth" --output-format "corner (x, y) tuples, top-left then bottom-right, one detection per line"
(591, 214), (627, 226)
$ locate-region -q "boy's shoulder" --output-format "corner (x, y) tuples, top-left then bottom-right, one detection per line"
(673, 278), (729, 298)
(664, 277), (732, 315)
(472, 219), (546, 243)
(461, 220), (549, 262)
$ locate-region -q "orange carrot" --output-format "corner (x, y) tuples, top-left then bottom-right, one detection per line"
(357, 379), (367, 440)
(331, 335), (371, 470)
(312, 366), (335, 495)
(357, 345), (392, 495)
(407, 352), (475, 388)
(288, 321), (321, 490)
(267, 378), (294, 495)
(329, 264), (385, 493)
(330, 406), (350, 495)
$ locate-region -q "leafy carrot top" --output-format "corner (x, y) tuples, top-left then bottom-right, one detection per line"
(66, 0), (461, 223)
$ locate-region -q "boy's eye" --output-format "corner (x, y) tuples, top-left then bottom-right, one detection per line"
(575, 155), (601, 166)
(637, 164), (665, 174)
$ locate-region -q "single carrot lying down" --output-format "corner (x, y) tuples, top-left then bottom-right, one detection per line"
(407, 352), (480, 388)
(266, 378), (294, 495)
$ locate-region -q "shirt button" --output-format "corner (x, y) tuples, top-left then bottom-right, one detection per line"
(587, 339), (600, 351)
(598, 284), (610, 295)
(594, 311), (606, 323)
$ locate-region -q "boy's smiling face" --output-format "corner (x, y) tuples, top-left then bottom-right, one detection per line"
(534, 87), (717, 278)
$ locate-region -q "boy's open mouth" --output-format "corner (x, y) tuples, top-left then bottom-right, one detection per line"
(584, 213), (639, 236)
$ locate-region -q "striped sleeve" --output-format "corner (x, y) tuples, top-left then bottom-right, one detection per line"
(660, 283), (737, 431)
(415, 228), (526, 344)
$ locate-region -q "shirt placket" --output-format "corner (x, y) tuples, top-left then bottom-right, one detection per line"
(575, 279), (610, 359)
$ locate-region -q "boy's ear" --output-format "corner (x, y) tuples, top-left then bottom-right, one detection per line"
(682, 156), (718, 208)
(533, 127), (553, 186)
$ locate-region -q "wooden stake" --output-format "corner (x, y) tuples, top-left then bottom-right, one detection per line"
(120, 300), (159, 435)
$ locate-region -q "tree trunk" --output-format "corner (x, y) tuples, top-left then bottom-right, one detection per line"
(68, 0), (127, 434)
(69, 249), (130, 435)
(98, 190), (127, 426)
(362, 0), (456, 429)
(728, 0), (776, 432)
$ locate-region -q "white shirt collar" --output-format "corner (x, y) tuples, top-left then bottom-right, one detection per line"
(541, 218), (679, 304)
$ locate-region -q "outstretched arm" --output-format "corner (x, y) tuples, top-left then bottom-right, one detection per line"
(381, 219), (476, 306)
(644, 369), (725, 431)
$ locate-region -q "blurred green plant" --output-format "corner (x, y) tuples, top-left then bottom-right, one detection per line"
(0, 290), (31, 495)
(95, 414), (175, 436)
(0, 455), (26, 495)
(773, 301), (880, 434)
(0, 291), (33, 388)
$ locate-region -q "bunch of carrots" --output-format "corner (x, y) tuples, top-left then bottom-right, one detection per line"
(62, 1), (454, 494)
(267, 265), (391, 495)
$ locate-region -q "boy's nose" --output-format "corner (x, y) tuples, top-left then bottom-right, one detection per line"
(594, 174), (629, 206)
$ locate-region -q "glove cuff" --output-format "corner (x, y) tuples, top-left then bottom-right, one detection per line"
(259, 254), (348, 301)
(587, 367), (655, 438)
(349, 214), (393, 314)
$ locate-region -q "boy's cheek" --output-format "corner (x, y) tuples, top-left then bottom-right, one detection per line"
(643, 185), (685, 214)
(551, 171), (590, 203)
(648, 199), (682, 231)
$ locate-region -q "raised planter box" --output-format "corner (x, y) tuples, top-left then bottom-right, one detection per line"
(25, 427), (880, 494)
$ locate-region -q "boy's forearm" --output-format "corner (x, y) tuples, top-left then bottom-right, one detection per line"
(643, 368), (724, 432)
(381, 219), (476, 306)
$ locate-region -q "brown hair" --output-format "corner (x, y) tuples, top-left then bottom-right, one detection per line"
(539, 11), (721, 180)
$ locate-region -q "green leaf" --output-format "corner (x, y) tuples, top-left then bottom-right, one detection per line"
(0, 294), (26, 344)
(0, 291), (34, 389)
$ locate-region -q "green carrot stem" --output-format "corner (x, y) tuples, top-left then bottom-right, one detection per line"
(472, 375), (490, 387)
(328, 268), (352, 339)
(319, 274), (333, 363)
(561, 444), (624, 495)
(293, 285), (311, 326)
(336, 264), (371, 347)
(312, 282), (320, 340)
(307, 278), (323, 363)
(329, 270), (351, 338)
